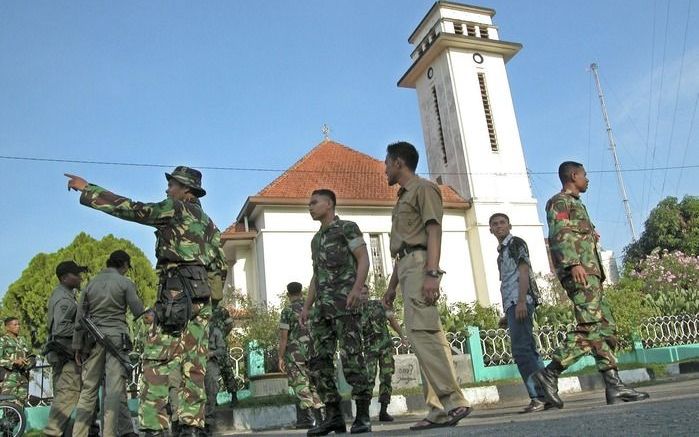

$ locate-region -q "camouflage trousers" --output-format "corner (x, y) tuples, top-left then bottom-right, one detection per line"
(366, 346), (394, 404)
(0, 370), (28, 408)
(139, 304), (210, 432)
(285, 352), (323, 410)
(309, 314), (371, 404)
(552, 275), (618, 371)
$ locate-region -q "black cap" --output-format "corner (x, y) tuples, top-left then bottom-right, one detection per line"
(287, 282), (303, 294)
(56, 261), (89, 279)
(107, 250), (131, 268)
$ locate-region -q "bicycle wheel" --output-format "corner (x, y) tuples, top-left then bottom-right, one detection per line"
(0, 402), (25, 437)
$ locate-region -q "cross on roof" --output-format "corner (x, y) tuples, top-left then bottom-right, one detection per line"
(321, 123), (331, 140)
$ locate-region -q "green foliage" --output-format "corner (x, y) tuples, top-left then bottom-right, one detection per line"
(605, 280), (657, 348)
(0, 233), (157, 348)
(228, 289), (281, 372)
(624, 196), (699, 264)
(439, 298), (500, 332)
(533, 302), (573, 327)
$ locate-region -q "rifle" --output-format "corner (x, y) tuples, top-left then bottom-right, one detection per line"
(79, 316), (135, 372)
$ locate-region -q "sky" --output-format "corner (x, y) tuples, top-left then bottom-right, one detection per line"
(1, 0), (697, 295)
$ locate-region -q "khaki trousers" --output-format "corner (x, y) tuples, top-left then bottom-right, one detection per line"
(72, 340), (134, 437)
(397, 250), (468, 424)
(44, 358), (82, 436)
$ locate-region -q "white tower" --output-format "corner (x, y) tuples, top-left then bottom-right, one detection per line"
(399, 1), (551, 307)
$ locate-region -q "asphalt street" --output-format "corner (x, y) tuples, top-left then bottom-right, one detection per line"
(221, 377), (698, 436)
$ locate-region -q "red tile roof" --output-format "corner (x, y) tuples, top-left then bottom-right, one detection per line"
(257, 140), (465, 202)
(223, 140), (469, 240)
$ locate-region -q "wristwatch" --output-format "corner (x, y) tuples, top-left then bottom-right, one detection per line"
(425, 269), (445, 278)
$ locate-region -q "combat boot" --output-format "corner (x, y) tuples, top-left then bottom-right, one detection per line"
(532, 361), (565, 409)
(295, 404), (315, 429)
(378, 401), (394, 422)
(349, 399), (371, 434)
(601, 368), (650, 404)
(307, 401), (345, 436)
(312, 407), (324, 426)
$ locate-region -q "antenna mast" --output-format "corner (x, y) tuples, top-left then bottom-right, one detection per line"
(590, 63), (638, 241)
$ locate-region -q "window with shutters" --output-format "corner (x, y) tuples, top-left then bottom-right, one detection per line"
(369, 234), (385, 279)
(431, 86), (448, 165)
(477, 73), (498, 151)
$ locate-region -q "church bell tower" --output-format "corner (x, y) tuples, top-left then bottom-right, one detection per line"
(399, 1), (551, 306)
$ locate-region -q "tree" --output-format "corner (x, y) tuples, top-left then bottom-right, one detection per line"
(1, 232), (158, 348)
(624, 196), (699, 265)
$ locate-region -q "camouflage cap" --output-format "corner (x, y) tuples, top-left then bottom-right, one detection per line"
(165, 166), (206, 197)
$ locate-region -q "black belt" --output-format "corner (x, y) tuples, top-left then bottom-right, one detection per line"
(396, 245), (427, 260)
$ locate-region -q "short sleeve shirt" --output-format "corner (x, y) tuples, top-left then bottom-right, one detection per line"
(311, 216), (366, 318)
(361, 300), (393, 351)
(497, 234), (533, 312)
(279, 300), (312, 360)
(390, 177), (444, 257)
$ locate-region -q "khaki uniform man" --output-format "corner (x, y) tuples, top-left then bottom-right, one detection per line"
(72, 250), (145, 437)
(44, 261), (88, 436)
(0, 318), (32, 407)
(382, 142), (471, 430)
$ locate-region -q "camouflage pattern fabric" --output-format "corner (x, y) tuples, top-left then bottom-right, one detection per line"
(308, 314), (371, 404)
(80, 184), (227, 274)
(545, 191), (606, 281)
(138, 305), (210, 432)
(311, 216), (366, 317)
(551, 275), (618, 371)
(361, 300), (395, 403)
(547, 191), (617, 371)
(0, 335), (30, 407)
(280, 301), (322, 409)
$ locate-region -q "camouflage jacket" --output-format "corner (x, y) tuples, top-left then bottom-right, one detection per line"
(546, 190), (605, 281)
(279, 300), (312, 361)
(361, 300), (393, 352)
(311, 216), (366, 318)
(80, 184), (227, 274)
(0, 335), (29, 371)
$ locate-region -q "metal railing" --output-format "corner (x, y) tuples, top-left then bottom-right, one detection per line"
(639, 314), (699, 348)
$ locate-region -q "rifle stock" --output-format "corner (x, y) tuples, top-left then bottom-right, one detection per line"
(79, 316), (135, 372)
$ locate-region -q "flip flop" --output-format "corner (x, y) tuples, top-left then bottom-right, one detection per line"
(409, 418), (450, 431)
(445, 406), (473, 426)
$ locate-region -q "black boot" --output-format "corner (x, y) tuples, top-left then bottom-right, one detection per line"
(532, 361), (565, 409)
(313, 407), (325, 426)
(295, 404), (315, 429)
(378, 401), (394, 422)
(350, 399), (371, 434)
(179, 424), (204, 437)
(307, 402), (346, 436)
(601, 368), (650, 405)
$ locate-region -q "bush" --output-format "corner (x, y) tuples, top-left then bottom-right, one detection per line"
(439, 299), (500, 332)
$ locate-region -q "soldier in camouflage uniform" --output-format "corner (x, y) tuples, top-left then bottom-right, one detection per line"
(533, 161), (649, 408)
(359, 286), (405, 422)
(0, 318), (33, 408)
(66, 166), (227, 437)
(278, 282), (323, 429)
(300, 189), (372, 436)
(204, 306), (234, 433)
(44, 261), (87, 436)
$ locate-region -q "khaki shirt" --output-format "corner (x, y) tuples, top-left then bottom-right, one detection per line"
(72, 267), (145, 351)
(390, 176), (443, 257)
(46, 283), (78, 353)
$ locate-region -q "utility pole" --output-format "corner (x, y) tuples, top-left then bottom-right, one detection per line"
(590, 63), (638, 241)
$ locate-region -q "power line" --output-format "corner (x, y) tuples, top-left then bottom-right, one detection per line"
(660, 0), (692, 194)
(675, 94), (699, 194)
(0, 154), (697, 176)
(641, 0), (658, 218)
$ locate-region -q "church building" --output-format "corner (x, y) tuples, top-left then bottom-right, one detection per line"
(222, 2), (552, 309)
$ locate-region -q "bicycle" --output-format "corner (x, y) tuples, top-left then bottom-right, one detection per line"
(0, 395), (25, 437)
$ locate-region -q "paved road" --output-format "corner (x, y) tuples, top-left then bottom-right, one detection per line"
(221, 378), (698, 436)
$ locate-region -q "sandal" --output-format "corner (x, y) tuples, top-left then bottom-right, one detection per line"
(445, 406), (473, 426)
(409, 418), (449, 431)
